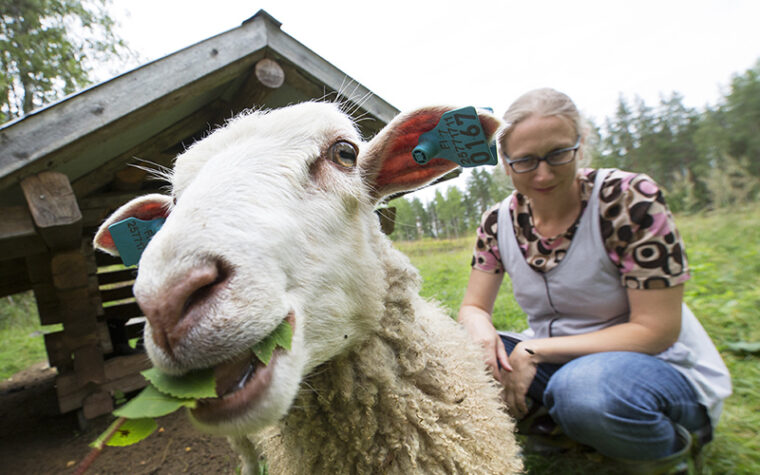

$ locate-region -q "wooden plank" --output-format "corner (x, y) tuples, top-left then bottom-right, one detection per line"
(0, 18), (269, 191)
(20, 172), (83, 250)
(56, 352), (151, 413)
(100, 284), (135, 303)
(0, 207), (47, 260)
(50, 251), (89, 290)
(93, 248), (127, 267)
(72, 99), (229, 198)
(104, 302), (143, 321)
(97, 268), (137, 286)
(73, 344), (106, 384)
(82, 391), (113, 419)
(44, 332), (74, 370)
(33, 284), (60, 325)
(0, 205), (36, 240)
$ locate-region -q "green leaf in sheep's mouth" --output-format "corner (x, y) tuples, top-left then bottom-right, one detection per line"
(252, 319), (293, 365)
(142, 367), (217, 399)
(113, 383), (196, 419)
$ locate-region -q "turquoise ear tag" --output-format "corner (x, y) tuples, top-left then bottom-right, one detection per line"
(412, 106), (498, 167)
(108, 217), (166, 267)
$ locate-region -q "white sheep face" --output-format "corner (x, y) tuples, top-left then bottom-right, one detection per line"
(94, 101), (500, 436)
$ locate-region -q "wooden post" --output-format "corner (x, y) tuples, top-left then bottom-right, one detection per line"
(21, 171), (110, 417)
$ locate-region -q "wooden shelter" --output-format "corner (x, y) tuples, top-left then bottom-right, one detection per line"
(0, 10), (399, 421)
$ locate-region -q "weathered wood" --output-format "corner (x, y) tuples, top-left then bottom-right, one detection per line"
(229, 67), (275, 111)
(94, 249), (124, 268)
(44, 332), (75, 370)
(103, 301), (143, 321)
(0, 17), (270, 191)
(73, 344), (106, 385)
(56, 352), (151, 413)
(0, 207), (48, 260)
(0, 205), (36, 240)
(82, 390), (114, 419)
(72, 99), (230, 199)
(97, 268), (137, 286)
(20, 172), (82, 250)
(100, 284), (135, 303)
(112, 166), (148, 191)
(51, 251), (89, 290)
(255, 58), (285, 88)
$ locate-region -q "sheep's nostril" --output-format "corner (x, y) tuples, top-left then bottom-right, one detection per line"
(139, 259), (231, 355)
(182, 261), (230, 314)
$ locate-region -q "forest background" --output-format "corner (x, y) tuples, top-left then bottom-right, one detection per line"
(388, 62), (760, 241)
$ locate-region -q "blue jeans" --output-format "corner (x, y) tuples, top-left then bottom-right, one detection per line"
(501, 335), (712, 460)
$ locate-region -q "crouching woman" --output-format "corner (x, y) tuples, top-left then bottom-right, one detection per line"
(458, 87), (732, 465)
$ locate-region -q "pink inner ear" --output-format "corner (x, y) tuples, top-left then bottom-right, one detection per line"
(94, 196), (171, 253)
(374, 110), (458, 190)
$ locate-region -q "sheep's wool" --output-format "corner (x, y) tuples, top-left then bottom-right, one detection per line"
(261, 234), (521, 474)
(94, 102), (522, 474)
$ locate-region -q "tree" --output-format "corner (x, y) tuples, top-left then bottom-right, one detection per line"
(1, 0), (130, 122)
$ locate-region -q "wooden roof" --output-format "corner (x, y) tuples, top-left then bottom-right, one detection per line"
(0, 9), (398, 266)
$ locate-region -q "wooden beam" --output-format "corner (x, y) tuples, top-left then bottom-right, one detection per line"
(0, 206), (48, 260)
(0, 19), (269, 191)
(71, 99), (230, 198)
(20, 172), (82, 250)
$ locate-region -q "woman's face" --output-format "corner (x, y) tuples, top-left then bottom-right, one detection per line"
(500, 114), (580, 203)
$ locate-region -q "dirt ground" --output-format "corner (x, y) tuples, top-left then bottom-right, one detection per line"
(0, 363), (240, 474)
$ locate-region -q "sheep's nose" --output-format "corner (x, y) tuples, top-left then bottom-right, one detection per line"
(137, 260), (229, 355)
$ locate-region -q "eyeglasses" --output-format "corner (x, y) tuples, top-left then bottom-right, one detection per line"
(504, 137), (581, 173)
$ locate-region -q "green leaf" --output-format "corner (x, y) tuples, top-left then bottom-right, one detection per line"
(142, 367), (217, 399)
(725, 341), (760, 354)
(106, 418), (158, 447)
(252, 320), (293, 365)
(113, 384), (195, 419)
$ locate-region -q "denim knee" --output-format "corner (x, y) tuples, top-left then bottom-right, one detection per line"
(543, 352), (702, 460)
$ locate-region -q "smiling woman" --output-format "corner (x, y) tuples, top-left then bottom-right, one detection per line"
(458, 87), (732, 469)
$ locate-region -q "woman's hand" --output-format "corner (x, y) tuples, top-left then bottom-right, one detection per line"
(459, 311), (511, 381)
(499, 341), (538, 418)
(458, 268), (509, 381)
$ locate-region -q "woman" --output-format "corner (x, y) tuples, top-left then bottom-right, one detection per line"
(458, 88), (731, 463)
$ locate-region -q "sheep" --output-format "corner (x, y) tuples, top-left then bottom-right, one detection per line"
(93, 101), (522, 474)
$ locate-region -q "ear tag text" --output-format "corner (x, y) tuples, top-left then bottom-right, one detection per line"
(412, 106), (498, 167)
(108, 217), (166, 267)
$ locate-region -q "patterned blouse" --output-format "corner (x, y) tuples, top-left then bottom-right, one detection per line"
(471, 168), (690, 290)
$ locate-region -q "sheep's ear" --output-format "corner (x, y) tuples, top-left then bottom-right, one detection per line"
(360, 106), (502, 202)
(93, 193), (172, 255)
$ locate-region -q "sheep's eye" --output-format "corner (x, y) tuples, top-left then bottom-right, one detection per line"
(328, 141), (358, 169)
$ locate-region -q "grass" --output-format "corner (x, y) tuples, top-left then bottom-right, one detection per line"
(1, 204), (758, 473)
(395, 202), (760, 474)
(0, 293), (60, 380)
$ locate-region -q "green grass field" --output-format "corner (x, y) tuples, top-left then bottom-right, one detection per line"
(1, 204), (758, 473)
(395, 203), (760, 474)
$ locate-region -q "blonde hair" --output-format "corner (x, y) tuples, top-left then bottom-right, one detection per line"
(498, 88), (591, 167)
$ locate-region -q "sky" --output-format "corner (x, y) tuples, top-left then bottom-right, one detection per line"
(106, 0), (760, 202)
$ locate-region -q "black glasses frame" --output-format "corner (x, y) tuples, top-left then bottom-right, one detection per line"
(504, 137), (581, 174)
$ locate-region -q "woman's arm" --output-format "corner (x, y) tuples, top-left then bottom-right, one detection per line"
(458, 268), (511, 379)
(510, 284), (684, 366)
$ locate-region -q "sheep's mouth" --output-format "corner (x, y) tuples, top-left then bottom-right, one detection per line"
(191, 313), (294, 423)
